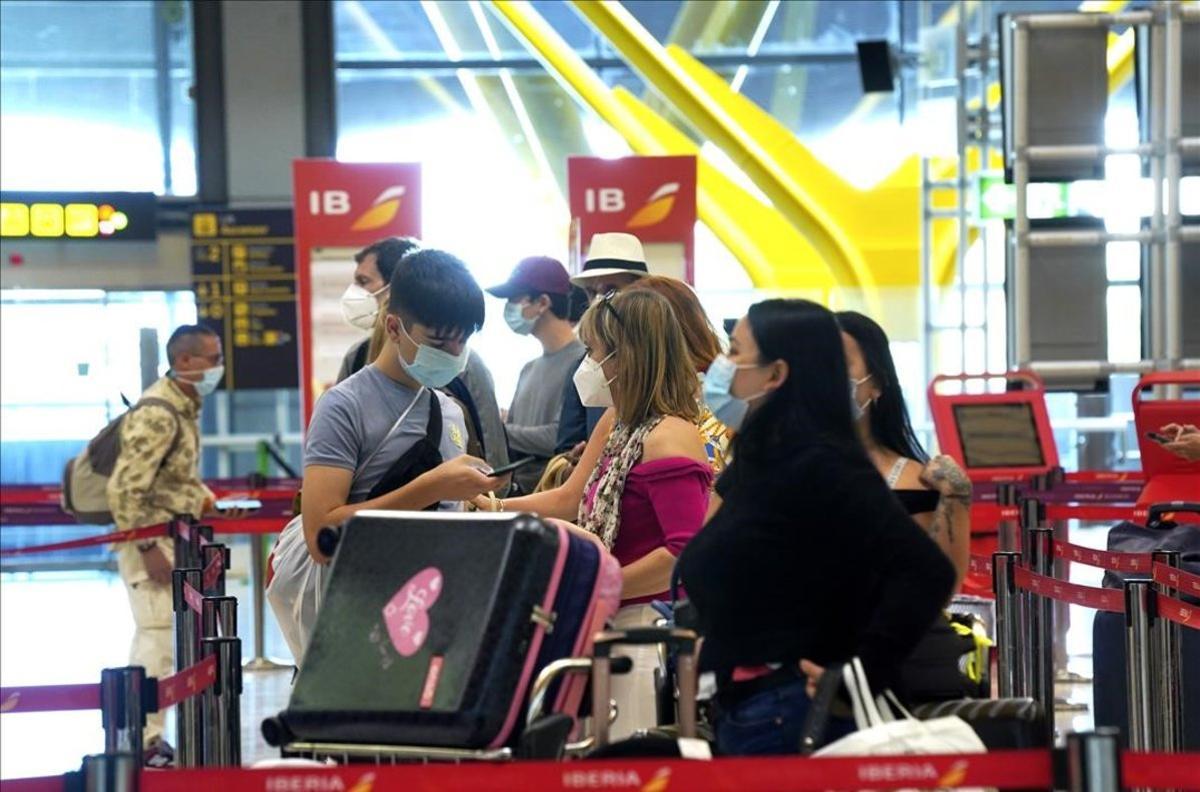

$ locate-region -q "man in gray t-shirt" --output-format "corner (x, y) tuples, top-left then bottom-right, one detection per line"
(487, 256), (585, 493)
(299, 249), (507, 562)
(306, 365), (469, 504)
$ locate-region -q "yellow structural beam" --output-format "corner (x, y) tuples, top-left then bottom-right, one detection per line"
(489, 0), (831, 291)
(614, 86), (835, 291)
(569, 0), (879, 309)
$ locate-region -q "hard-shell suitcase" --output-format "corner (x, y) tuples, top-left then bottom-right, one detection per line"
(266, 511), (621, 750)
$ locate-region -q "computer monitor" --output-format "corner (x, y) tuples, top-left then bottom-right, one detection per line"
(952, 403), (1047, 469)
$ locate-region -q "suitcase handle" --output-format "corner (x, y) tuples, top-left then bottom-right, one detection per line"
(590, 627), (699, 750)
(316, 526), (341, 558)
(593, 627), (698, 656)
(1147, 501), (1200, 530)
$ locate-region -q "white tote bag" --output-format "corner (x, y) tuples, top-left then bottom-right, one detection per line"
(265, 389), (429, 665)
(814, 658), (986, 758)
(265, 515), (326, 664)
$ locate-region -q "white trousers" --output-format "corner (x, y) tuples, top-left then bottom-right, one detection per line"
(117, 543), (174, 742)
(608, 603), (663, 741)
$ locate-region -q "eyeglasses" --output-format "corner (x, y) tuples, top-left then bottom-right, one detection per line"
(596, 288), (625, 329)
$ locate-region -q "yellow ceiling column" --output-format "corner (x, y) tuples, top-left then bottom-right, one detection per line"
(568, 0), (879, 311)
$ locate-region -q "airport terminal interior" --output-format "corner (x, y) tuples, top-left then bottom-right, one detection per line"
(0, 0), (1197, 788)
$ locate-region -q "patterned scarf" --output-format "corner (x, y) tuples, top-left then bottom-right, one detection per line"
(578, 416), (664, 550)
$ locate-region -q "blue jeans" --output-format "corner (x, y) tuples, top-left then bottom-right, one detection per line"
(715, 676), (854, 756)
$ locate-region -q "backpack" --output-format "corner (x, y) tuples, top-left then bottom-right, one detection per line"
(61, 397), (183, 524)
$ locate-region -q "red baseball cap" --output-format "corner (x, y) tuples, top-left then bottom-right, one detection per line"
(487, 256), (572, 299)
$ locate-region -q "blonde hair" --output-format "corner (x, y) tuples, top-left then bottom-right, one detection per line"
(578, 289), (701, 427)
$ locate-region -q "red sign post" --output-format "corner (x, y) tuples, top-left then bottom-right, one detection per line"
(292, 160), (421, 427)
(567, 155), (698, 283)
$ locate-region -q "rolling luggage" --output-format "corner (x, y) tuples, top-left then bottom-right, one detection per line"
(264, 511), (621, 751)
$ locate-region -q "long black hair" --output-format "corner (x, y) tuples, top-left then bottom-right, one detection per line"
(836, 311), (929, 463)
(733, 299), (864, 464)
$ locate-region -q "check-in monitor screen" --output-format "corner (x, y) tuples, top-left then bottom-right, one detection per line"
(952, 403), (1046, 469)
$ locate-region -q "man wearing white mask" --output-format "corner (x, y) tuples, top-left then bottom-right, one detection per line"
(486, 256), (584, 492)
(336, 237), (509, 478)
(106, 324), (226, 765)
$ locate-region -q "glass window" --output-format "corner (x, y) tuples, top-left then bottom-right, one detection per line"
(0, 0), (196, 195)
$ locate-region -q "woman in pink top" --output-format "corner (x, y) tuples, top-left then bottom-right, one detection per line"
(490, 289), (711, 737)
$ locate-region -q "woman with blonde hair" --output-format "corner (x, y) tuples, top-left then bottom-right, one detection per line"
(484, 289), (712, 738)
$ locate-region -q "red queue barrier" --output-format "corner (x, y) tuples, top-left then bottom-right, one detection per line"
(3, 750), (1197, 791)
(0, 656), (217, 716)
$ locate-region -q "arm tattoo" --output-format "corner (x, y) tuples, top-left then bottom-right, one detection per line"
(928, 497), (961, 545)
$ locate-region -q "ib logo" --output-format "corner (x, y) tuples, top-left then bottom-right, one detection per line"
(306, 186), (407, 232)
(582, 182), (680, 230)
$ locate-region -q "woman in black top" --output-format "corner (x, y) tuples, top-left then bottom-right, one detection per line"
(681, 299), (954, 756)
(839, 311), (972, 590)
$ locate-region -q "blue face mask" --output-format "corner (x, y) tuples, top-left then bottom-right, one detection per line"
(504, 301), (538, 336)
(702, 354), (765, 431)
(395, 320), (469, 389)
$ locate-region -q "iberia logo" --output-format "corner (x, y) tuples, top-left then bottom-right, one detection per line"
(348, 772), (375, 792)
(351, 186), (407, 232)
(561, 765), (670, 790)
(626, 183), (679, 230)
(1, 692), (19, 712)
(938, 759), (970, 787)
(262, 771), (374, 792)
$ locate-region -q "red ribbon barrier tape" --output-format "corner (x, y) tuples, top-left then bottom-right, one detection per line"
(202, 552), (224, 591)
(183, 581), (204, 615)
(1154, 562), (1200, 598)
(1123, 750), (1200, 789)
(1014, 566), (1126, 613)
(1, 518), (283, 557)
(0, 523), (168, 557)
(156, 655), (217, 711)
(969, 555), (994, 576)
(1052, 540), (1152, 573)
(0, 776), (63, 792)
(0, 682), (100, 714)
(970, 503), (1137, 531)
(140, 750), (1054, 792)
(1156, 592), (1200, 630)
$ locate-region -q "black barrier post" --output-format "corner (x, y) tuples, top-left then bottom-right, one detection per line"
(1124, 579), (1156, 753)
(997, 483), (1021, 552)
(173, 567), (204, 768)
(1024, 526), (1055, 745)
(169, 518), (190, 570)
(992, 552), (1024, 698)
(1066, 728), (1121, 792)
(201, 636), (242, 767)
(99, 666), (146, 760)
(78, 752), (140, 792)
(201, 543), (230, 597)
(189, 523), (214, 570)
(1151, 550), (1183, 752)
(202, 595), (238, 640)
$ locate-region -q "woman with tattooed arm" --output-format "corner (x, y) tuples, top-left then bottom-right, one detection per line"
(838, 311), (972, 592)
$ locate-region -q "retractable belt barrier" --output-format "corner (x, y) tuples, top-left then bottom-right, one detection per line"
(7, 745), (1199, 792)
(979, 494), (1198, 756)
(0, 656), (217, 713)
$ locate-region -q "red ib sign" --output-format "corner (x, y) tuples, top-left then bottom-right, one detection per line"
(292, 160), (422, 426)
(567, 155), (697, 284)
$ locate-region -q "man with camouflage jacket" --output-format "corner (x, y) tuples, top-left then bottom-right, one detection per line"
(106, 325), (223, 764)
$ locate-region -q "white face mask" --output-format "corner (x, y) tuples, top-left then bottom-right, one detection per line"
(173, 365), (225, 397)
(573, 352), (615, 408)
(341, 283), (388, 331)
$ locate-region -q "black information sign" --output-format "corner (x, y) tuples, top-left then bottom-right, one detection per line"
(190, 209), (298, 390)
